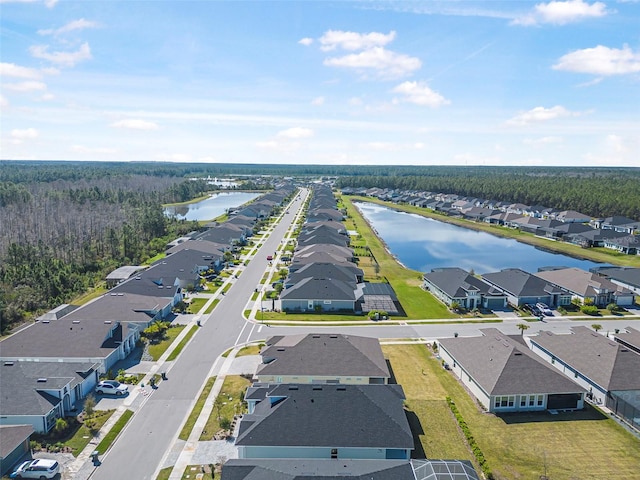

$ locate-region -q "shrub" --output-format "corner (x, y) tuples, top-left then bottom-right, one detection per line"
(581, 305), (599, 315)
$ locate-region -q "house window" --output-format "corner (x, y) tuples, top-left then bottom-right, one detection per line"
(529, 396), (535, 407)
(331, 448), (338, 459)
(495, 396), (515, 408)
(537, 395), (544, 406)
(520, 397), (527, 407)
(508, 396), (514, 407)
(324, 300), (332, 304)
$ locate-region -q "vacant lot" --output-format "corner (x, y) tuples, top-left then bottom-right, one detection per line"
(383, 344), (640, 480)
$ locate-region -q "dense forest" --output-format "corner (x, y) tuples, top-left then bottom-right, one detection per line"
(1, 162), (638, 333)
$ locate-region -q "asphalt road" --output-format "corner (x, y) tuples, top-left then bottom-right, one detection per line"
(91, 187), (640, 479)
(90, 190), (308, 480)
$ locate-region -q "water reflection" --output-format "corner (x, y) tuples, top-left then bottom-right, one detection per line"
(164, 192), (261, 221)
(356, 202), (601, 274)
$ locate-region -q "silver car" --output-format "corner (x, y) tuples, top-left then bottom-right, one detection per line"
(95, 380), (128, 396)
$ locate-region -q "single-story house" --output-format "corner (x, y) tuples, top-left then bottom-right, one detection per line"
(255, 333), (390, 385)
(596, 216), (640, 234)
(236, 383), (413, 460)
(553, 210), (591, 223)
(221, 459), (480, 480)
(534, 267), (635, 307)
(287, 262), (364, 286)
(423, 268), (507, 311)
(105, 265), (146, 287)
(481, 268), (572, 307)
(280, 277), (357, 313)
(590, 266), (640, 295)
(603, 235), (640, 255)
(438, 329), (585, 413)
(0, 425), (34, 476)
(355, 282), (400, 316)
(528, 326), (640, 429)
(0, 361), (98, 433)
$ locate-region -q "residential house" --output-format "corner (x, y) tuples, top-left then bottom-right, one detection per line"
(566, 228), (628, 248)
(613, 327), (640, 356)
(423, 268), (507, 311)
(287, 262), (364, 286)
(534, 267), (635, 307)
(603, 235), (640, 255)
(105, 265), (146, 288)
(236, 383), (413, 460)
(254, 333), (390, 385)
(553, 210), (591, 223)
(481, 268), (572, 307)
(590, 266), (640, 295)
(0, 425), (33, 476)
(438, 329), (585, 413)
(355, 282), (400, 316)
(279, 277), (356, 313)
(528, 326), (640, 429)
(0, 361), (98, 433)
(596, 216), (640, 234)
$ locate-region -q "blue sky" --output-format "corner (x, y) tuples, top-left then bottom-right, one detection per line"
(1, 0), (638, 166)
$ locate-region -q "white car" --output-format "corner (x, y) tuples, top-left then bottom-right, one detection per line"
(95, 380), (128, 396)
(12, 459), (59, 479)
(536, 303), (553, 316)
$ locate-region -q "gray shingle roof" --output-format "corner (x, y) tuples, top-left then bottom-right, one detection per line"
(481, 269), (566, 297)
(534, 267), (632, 298)
(614, 327), (640, 352)
(288, 263), (363, 286)
(439, 329), (585, 396)
(236, 384), (413, 450)
(280, 277), (356, 301)
(423, 268), (503, 299)
(0, 425), (34, 459)
(530, 326), (640, 391)
(590, 267), (640, 289)
(221, 459), (415, 480)
(256, 334), (389, 379)
(0, 361), (96, 415)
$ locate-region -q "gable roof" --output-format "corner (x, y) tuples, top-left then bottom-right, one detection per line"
(423, 268), (504, 299)
(530, 326), (640, 391)
(256, 334), (389, 379)
(0, 361), (97, 415)
(0, 425), (34, 459)
(288, 263), (363, 285)
(590, 267), (640, 289)
(614, 327), (640, 353)
(534, 267), (632, 298)
(280, 277), (356, 301)
(221, 459), (415, 480)
(236, 384), (413, 450)
(481, 269), (566, 297)
(439, 329), (584, 396)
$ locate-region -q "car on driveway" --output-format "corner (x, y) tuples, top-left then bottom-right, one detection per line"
(536, 303), (553, 316)
(95, 380), (128, 396)
(11, 459), (60, 479)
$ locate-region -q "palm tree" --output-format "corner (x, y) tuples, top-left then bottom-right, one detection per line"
(591, 323), (603, 333)
(516, 323), (530, 336)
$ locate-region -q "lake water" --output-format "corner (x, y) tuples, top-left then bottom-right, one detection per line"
(355, 202), (602, 274)
(164, 192), (261, 221)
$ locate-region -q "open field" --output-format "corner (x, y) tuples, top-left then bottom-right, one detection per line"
(383, 344), (640, 480)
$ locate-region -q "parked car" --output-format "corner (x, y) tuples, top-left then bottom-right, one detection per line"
(536, 303), (553, 316)
(266, 255), (273, 261)
(95, 380), (128, 396)
(11, 459), (59, 479)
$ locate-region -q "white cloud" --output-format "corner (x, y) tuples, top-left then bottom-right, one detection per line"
(38, 18), (98, 36)
(44, 0), (58, 7)
(512, 0), (608, 26)
(4, 80), (47, 92)
(0, 94), (8, 107)
(110, 119), (159, 130)
(29, 42), (92, 67)
(606, 134), (627, 153)
(11, 128), (39, 140)
(71, 144), (116, 154)
(256, 140), (279, 149)
(319, 30), (396, 51)
(524, 136), (564, 145)
(349, 97), (364, 106)
(298, 37), (313, 46)
(311, 96), (325, 106)
(553, 45), (640, 75)
(324, 47), (421, 79)
(276, 127), (314, 139)
(40, 93), (55, 101)
(507, 105), (581, 125)
(392, 81), (450, 107)
(0, 62), (42, 79)
(158, 153), (191, 162)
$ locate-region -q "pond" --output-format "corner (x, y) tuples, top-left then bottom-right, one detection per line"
(164, 192), (261, 221)
(355, 202), (602, 274)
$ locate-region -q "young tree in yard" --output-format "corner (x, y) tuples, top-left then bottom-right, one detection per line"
(450, 301), (461, 313)
(516, 323), (530, 336)
(54, 418), (68, 434)
(84, 394), (96, 418)
(142, 321), (168, 343)
(591, 323), (603, 333)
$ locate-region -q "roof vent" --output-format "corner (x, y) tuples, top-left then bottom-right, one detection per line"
(4, 361), (14, 366)
(336, 386), (346, 391)
(288, 386), (298, 390)
(514, 352), (523, 356)
(312, 386), (322, 390)
(104, 320), (112, 324)
(72, 320), (80, 324)
(277, 348), (285, 351)
(621, 348), (629, 352)
(312, 335), (320, 338)
(42, 320), (50, 324)
(37, 378), (47, 382)
(329, 335), (338, 339)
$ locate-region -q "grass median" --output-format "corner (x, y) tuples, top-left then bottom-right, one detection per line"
(147, 325), (186, 361)
(95, 409), (133, 455)
(178, 377), (216, 441)
(167, 324), (198, 361)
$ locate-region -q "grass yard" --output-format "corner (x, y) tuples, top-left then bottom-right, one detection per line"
(179, 377), (216, 441)
(200, 375), (251, 441)
(236, 344), (262, 356)
(383, 344), (640, 480)
(95, 409), (134, 455)
(156, 467), (172, 480)
(187, 297), (209, 313)
(204, 299), (219, 314)
(147, 325), (186, 361)
(181, 465), (215, 480)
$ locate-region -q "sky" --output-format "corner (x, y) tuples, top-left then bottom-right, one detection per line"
(1, 0), (638, 166)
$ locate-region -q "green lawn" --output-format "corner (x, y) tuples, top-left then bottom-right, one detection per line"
(204, 299), (219, 314)
(167, 325), (198, 361)
(236, 344), (262, 356)
(181, 466), (215, 479)
(200, 375), (251, 441)
(147, 325), (186, 361)
(95, 409), (134, 455)
(179, 377), (216, 441)
(187, 297), (209, 313)
(156, 467), (172, 480)
(384, 344), (640, 480)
